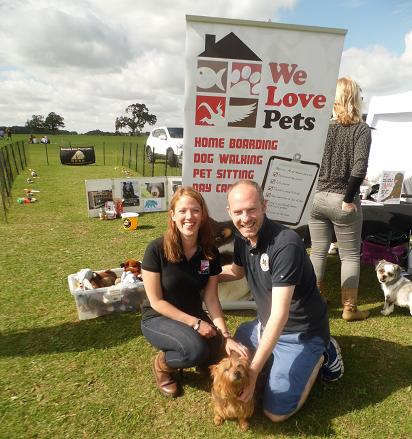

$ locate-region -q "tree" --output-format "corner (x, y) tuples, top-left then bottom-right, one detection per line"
(115, 103), (157, 135)
(25, 115), (45, 132)
(44, 112), (65, 133)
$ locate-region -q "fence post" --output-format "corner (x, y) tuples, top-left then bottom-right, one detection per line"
(103, 142), (106, 166)
(129, 142), (132, 168)
(142, 143), (146, 176)
(16, 142), (24, 171)
(45, 143), (49, 165)
(21, 141), (27, 168)
(135, 144), (138, 172)
(3, 146), (14, 186)
(8, 143), (19, 175)
(0, 148), (12, 200)
(0, 156), (8, 223)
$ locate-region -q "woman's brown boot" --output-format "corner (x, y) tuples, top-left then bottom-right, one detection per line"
(152, 352), (181, 397)
(341, 288), (370, 321)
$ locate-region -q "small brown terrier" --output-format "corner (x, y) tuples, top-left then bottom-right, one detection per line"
(209, 353), (254, 431)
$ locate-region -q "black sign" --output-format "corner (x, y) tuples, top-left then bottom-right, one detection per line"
(60, 147), (95, 165)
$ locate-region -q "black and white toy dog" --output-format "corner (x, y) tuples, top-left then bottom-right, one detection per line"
(375, 259), (412, 316)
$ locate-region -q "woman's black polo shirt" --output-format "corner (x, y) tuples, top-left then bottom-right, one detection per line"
(141, 237), (222, 321)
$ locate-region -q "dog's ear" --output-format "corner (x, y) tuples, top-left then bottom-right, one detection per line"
(393, 263), (402, 276)
(375, 259), (385, 270)
(209, 364), (217, 378)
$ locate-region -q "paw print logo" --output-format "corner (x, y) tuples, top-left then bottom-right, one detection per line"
(230, 63), (262, 98)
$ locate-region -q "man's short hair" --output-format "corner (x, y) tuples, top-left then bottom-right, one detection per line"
(227, 180), (265, 205)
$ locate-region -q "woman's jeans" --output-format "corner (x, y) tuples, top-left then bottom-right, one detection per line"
(308, 192), (362, 290)
(141, 313), (223, 369)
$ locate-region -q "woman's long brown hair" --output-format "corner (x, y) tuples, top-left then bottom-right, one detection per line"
(163, 186), (214, 262)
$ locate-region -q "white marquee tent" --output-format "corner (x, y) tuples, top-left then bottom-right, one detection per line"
(366, 91), (412, 195)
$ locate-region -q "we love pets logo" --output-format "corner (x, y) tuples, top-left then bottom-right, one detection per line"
(195, 33), (327, 131)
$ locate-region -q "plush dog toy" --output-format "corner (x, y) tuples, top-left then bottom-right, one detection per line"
(119, 259), (142, 284)
(75, 268), (117, 290)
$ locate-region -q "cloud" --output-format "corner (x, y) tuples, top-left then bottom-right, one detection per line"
(0, 0), (298, 132)
(340, 30), (412, 108)
(0, 0), (411, 132)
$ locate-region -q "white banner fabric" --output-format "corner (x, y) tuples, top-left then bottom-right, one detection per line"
(183, 16), (346, 225)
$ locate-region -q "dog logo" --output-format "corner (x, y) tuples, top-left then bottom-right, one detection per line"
(199, 260), (210, 274)
(260, 253), (269, 272)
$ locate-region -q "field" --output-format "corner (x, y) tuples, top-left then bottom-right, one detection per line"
(2, 133), (182, 179)
(0, 136), (411, 439)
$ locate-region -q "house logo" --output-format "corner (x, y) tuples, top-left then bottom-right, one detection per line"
(195, 33), (262, 128)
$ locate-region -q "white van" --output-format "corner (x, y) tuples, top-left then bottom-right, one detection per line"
(145, 127), (183, 167)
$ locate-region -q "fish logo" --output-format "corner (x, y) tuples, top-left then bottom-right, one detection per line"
(196, 60), (228, 93)
(197, 66), (226, 91)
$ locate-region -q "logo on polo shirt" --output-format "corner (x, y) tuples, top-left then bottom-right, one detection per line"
(260, 253), (269, 272)
(199, 260), (210, 274)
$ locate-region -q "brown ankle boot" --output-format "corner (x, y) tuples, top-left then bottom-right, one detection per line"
(341, 288), (370, 321)
(152, 352), (180, 398)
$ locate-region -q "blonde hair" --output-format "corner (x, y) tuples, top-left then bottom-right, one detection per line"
(333, 77), (363, 126)
(163, 186), (214, 262)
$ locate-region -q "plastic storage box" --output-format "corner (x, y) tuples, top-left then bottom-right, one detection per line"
(67, 267), (146, 320)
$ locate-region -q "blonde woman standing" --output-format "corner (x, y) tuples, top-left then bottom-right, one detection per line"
(309, 77), (371, 321)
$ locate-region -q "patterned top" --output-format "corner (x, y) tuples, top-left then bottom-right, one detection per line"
(316, 120), (371, 194)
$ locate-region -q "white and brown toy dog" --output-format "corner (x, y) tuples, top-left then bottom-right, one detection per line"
(375, 259), (412, 316)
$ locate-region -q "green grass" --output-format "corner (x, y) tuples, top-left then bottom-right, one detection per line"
(1, 133), (182, 179)
(0, 140), (411, 439)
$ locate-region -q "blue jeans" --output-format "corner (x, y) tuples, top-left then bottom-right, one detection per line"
(141, 314), (223, 369)
(235, 319), (327, 416)
(308, 191), (363, 289)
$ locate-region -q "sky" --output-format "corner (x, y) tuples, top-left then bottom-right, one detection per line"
(1, 0), (412, 133)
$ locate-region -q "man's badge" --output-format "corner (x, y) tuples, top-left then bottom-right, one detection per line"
(260, 253), (269, 272)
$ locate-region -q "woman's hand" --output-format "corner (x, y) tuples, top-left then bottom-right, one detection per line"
(224, 337), (250, 359)
(196, 320), (217, 338)
(342, 201), (357, 212)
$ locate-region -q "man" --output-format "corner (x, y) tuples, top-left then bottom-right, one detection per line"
(220, 180), (343, 422)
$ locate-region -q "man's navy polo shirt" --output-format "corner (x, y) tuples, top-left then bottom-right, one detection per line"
(234, 216), (329, 342)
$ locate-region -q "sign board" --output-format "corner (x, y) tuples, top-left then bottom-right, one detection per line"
(183, 15), (346, 224)
(60, 147), (95, 165)
(85, 177), (181, 218)
(377, 171), (405, 204)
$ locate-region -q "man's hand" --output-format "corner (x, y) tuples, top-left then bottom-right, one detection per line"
(239, 369), (258, 403)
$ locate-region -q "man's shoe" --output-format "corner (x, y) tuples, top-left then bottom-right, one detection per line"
(321, 337), (344, 382)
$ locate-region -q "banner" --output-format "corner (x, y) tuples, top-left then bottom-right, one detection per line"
(183, 16), (346, 224)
